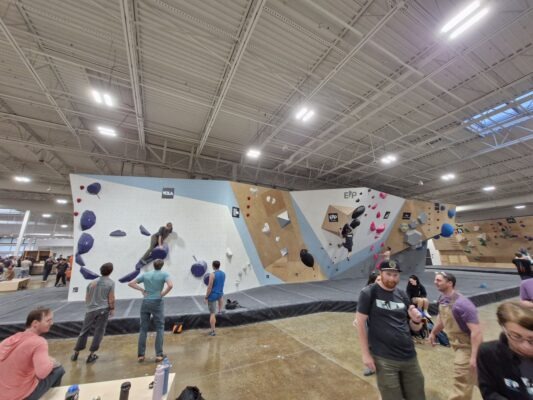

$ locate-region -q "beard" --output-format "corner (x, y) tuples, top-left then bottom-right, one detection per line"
(382, 279), (397, 289)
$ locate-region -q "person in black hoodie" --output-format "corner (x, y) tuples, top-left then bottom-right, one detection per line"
(477, 301), (533, 399)
(406, 275), (430, 316)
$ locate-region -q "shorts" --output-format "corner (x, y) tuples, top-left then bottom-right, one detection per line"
(208, 301), (218, 314)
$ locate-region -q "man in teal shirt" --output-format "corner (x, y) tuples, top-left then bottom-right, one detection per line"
(128, 259), (173, 362)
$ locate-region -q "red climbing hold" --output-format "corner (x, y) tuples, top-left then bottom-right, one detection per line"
(379, 192), (387, 199)
(381, 242), (385, 247)
(76, 198), (82, 203)
(373, 254), (379, 260)
(370, 222), (376, 231)
(80, 185), (85, 190)
(73, 211), (79, 216)
(377, 211), (381, 218)
(376, 224), (386, 234)
(371, 204), (378, 210)
(370, 245), (375, 251)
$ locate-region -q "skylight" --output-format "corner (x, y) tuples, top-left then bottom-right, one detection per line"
(464, 90), (533, 136)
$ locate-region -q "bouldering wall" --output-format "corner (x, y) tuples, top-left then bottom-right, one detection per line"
(455, 216), (533, 263)
(230, 182), (326, 283)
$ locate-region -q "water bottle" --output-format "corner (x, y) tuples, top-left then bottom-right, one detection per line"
(119, 381), (131, 400)
(162, 357), (171, 395)
(65, 384), (79, 400)
(152, 364), (165, 400)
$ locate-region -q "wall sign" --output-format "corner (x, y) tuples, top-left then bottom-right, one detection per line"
(162, 187), (174, 199)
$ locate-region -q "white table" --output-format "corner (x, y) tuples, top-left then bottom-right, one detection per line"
(41, 373), (175, 400)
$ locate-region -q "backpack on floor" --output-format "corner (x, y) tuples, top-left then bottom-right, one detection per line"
(177, 386), (205, 400)
(172, 321), (184, 334)
(225, 299), (240, 310)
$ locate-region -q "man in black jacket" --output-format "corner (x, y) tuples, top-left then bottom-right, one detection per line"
(477, 301), (533, 399)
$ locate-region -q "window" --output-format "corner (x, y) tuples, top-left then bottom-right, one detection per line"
(464, 90), (533, 136)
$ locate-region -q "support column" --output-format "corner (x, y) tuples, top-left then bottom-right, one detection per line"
(14, 210), (30, 256)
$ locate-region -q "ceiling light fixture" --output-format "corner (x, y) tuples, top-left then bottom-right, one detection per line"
(91, 89), (114, 107)
(14, 176), (31, 183)
(295, 107), (315, 122)
(449, 7), (490, 39)
(482, 185), (495, 192)
(381, 154), (397, 164)
(60, 224), (68, 228)
(441, 1), (480, 33)
(515, 205), (526, 209)
(97, 126), (117, 137)
(246, 148), (261, 159)
(441, 173), (456, 181)
(56, 199), (68, 204)
(42, 213), (52, 218)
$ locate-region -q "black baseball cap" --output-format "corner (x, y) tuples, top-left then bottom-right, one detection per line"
(380, 260), (402, 272)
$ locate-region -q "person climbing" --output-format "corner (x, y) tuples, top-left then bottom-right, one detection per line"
(338, 223), (354, 259)
(139, 222), (173, 266)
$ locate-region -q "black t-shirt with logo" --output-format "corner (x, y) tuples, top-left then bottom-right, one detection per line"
(357, 284), (416, 361)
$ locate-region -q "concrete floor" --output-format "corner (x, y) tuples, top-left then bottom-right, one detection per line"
(46, 299), (508, 400)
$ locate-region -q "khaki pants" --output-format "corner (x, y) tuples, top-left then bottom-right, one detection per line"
(374, 355), (426, 400)
(450, 346), (475, 400)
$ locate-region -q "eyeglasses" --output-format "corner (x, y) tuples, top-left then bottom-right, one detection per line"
(503, 327), (533, 346)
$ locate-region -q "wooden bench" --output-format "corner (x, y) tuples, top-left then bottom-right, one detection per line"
(0, 278), (30, 292)
(42, 373), (175, 400)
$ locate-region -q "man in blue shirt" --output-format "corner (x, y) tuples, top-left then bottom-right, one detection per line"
(128, 259), (173, 362)
(205, 260), (226, 336)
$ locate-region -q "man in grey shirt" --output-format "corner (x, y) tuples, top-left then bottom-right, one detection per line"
(71, 262), (115, 364)
(20, 257), (32, 278)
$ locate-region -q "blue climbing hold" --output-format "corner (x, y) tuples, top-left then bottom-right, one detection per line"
(77, 233), (94, 255)
(80, 210), (96, 231)
(448, 209), (456, 218)
(151, 243), (169, 260)
(191, 260), (208, 278)
(119, 269), (141, 283)
(87, 182), (101, 195)
(79, 266), (99, 280)
(110, 230), (127, 237)
(140, 225), (151, 236)
(75, 253), (85, 266)
(440, 223), (455, 238)
(479, 283), (488, 289)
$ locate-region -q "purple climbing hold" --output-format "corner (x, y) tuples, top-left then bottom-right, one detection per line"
(79, 266), (99, 280)
(191, 260), (208, 277)
(203, 273), (210, 286)
(87, 182), (101, 195)
(119, 269), (141, 283)
(75, 253), (85, 266)
(80, 210), (96, 231)
(77, 233), (94, 255)
(110, 230), (127, 237)
(140, 225), (151, 236)
(151, 243), (169, 260)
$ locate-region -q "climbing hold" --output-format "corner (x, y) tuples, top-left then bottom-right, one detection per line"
(79, 266), (99, 280)
(151, 244), (169, 260)
(79, 185), (85, 190)
(350, 219), (360, 229)
(76, 198), (82, 203)
(440, 223), (455, 238)
(73, 211), (79, 217)
(376, 211), (381, 218)
(352, 206), (365, 219)
(75, 253), (85, 266)
(87, 182), (101, 195)
(110, 230), (126, 237)
(140, 225), (151, 236)
(80, 211), (96, 231)
(379, 192), (387, 199)
(118, 270), (140, 283)
(371, 204), (378, 210)
(77, 233), (94, 255)
(370, 245), (375, 251)
(373, 254), (379, 260)
(262, 223), (270, 234)
(448, 209), (456, 218)
(370, 221), (376, 232)
(376, 224), (386, 234)
(191, 260), (208, 278)
(300, 249), (314, 268)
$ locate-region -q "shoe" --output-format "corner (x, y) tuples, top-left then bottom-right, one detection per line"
(155, 355), (166, 363)
(208, 331), (216, 337)
(86, 354), (98, 364)
(70, 352), (79, 362)
(363, 368), (375, 376)
(138, 356), (145, 363)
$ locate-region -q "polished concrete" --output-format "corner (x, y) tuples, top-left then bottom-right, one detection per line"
(46, 299), (508, 400)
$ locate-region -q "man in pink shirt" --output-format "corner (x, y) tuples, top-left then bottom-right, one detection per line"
(0, 307), (65, 400)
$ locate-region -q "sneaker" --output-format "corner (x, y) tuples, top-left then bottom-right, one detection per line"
(208, 331), (216, 337)
(70, 351), (79, 362)
(86, 353), (98, 364)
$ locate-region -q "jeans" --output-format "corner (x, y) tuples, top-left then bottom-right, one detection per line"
(25, 366), (65, 400)
(74, 309), (110, 352)
(55, 271), (66, 286)
(138, 299), (165, 357)
(374, 355), (426, 400)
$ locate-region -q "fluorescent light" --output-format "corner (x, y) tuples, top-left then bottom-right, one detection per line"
(56, 199), (68, 204)
(441, 1), (480, 33)
(515, 205), (526, 209)
(295, 107), (308, 120)
(381, 154), (397, 164)
(97, 126), (117, 137)
(449, 7), (490, 39)
(301, 110), (315, 122)
(26, 233), (51, 236)
(482, 185), (495, 192)
(42, 213), (52, 218)
(60, 224), (68, 228)
(246, 149), (261, 159)
(441, 173), (456, 181)
(103, 93), (113, 107)
(91, 89), (102, 104)
(14, 176), (31, 183)
(295, 107), (315, 122)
